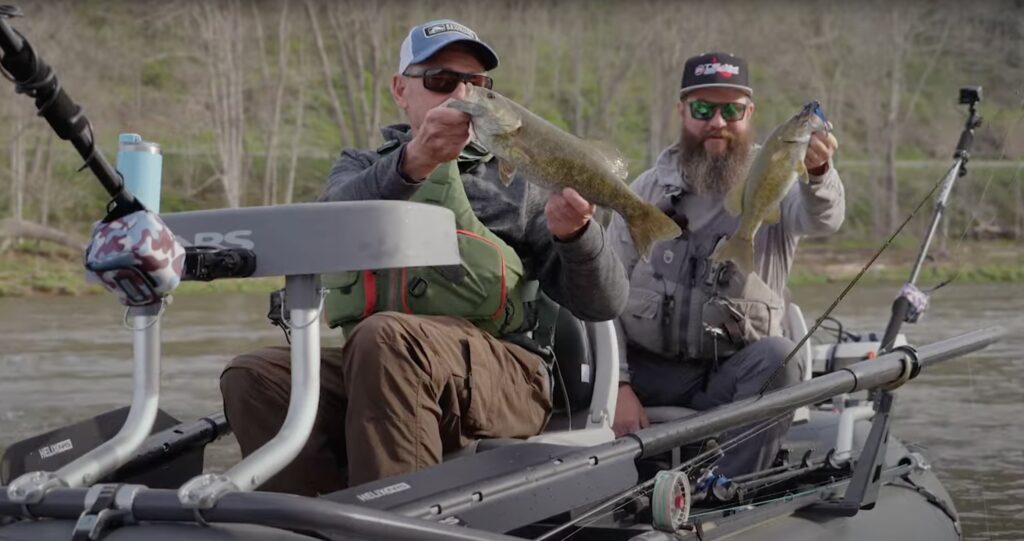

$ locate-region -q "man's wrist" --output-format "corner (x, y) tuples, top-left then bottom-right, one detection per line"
(554, 221), (590, 243)
(398, 141), (435, 182)
(808, 161), (830, 178)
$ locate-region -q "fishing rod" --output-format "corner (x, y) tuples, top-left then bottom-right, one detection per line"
(0, 5), (143, 221)
(879, 86), (983, 352)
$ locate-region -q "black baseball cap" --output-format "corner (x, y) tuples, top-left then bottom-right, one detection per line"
(680, 52), (752, 98)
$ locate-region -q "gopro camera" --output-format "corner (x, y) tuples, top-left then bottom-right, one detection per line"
(958, 86), (982, 105)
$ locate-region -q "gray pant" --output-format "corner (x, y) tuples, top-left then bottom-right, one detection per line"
(630, 336), (803, 478)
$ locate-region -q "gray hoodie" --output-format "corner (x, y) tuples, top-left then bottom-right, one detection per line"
(610, 143), (845, 381)
(317, 124), (629, 323)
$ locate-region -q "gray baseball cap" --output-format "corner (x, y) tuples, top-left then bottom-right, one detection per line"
(398, 19), (498, 74)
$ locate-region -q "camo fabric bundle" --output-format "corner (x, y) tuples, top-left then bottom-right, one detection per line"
(85, 210), (185, 306)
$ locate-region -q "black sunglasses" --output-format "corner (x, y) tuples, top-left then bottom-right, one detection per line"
(403, 67), (494, 94)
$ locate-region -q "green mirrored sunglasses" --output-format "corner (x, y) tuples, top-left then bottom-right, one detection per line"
(687, 99), (749, 122)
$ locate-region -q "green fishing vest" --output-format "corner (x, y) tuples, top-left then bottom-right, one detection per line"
(323, 143), (527, 337)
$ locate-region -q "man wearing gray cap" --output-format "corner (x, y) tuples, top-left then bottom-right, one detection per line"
(219, 19), (627, 495)
(609, 52), (844, 478)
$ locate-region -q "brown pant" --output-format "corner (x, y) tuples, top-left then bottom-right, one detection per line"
(220, 312), (551, 496)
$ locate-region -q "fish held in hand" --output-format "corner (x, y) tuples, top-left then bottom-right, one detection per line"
(714, 101), (830, 273)
(447, 86), (682, 260)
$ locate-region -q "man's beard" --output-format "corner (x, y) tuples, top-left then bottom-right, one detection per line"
(680, 128), (754, 197)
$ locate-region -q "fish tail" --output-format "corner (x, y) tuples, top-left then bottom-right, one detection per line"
(713, 235), (755, 274)
(627, 203), (683, 261)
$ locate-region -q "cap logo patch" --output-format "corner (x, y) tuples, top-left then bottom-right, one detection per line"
(423, 22), (476, 39)
(694, 62), (740, 79)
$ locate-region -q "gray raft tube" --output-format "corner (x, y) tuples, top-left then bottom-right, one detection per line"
(0, 326), (1003, 540)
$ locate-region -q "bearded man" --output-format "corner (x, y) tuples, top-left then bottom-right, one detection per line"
(608, 52), (844, 477)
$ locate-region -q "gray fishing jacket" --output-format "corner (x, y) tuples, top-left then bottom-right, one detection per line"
(610, 144), (845, 381)
(317, 124), (629, 323)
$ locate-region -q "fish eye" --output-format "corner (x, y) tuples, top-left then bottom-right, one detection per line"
(486, 91), (495, 99)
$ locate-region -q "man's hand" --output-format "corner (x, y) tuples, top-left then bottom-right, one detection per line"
(804, 131), (839, 175)
(402, 107), (472, 181)
(546, 187), (595, 241)
(613, 384), (650, 437)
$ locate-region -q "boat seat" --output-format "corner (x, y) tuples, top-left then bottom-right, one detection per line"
(442, 303), (619, 460)
(529, 305), (619, 447)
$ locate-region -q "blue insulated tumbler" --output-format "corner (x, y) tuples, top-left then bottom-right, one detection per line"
(117, 133), (163, 212)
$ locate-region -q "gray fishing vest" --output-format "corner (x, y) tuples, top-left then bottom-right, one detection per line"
(620, 191), (785, 364)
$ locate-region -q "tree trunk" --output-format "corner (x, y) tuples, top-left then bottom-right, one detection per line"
(880, 11), (907, 237)
(0, 219), (86, 250)
(305, 0), (349, 147)
(39, 138), (54, 227)
(8, 107), (26, 223)
(196, 0), (247, 208)
(261, 0), (291, 205)
(1015, 164), (1023, 241)
(285, 79), (307, 205)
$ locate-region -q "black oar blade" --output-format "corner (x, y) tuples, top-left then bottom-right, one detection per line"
(1, 407), (195, 488)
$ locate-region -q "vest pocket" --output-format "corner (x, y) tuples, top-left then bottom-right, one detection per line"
(323, 271), (373, 328)
(403, 230), (513, 334)
(693, 264), (784, 361)
(621, 288), (678, 358)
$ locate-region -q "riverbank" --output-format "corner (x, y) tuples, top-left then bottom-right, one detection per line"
(0, 238), (1021, 298)
(789, 238), (1024, 286)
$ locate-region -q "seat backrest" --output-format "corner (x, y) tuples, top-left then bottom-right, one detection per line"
(532, 308), (619, 445)
(550, 307), (595, 413)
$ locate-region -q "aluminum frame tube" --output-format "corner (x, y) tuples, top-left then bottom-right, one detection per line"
(179, 274), (322, 508)
(1, 488), (524, 541)
(6, 305), (162, 503)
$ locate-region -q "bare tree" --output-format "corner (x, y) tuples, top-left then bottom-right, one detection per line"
(285, 37), (309, 205)
(7, 104), (26, 223)
(325, 1), (392, 148)
(253, 1), (293, 205)
(194, 0), (248, 208)
(305, 0), (351, 148)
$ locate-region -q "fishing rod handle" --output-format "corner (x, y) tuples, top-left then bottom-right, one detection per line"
(0, 7), (23, 54)
(880, 295), (911, 353)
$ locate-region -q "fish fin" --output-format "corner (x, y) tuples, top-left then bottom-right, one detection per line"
(626, 202), (684, 261)
(763, 204), (782, 225)
(498, 158), (517, 187)
(797, 159), (809, 182)
(589, 140), (630, 182)
(724, 179), (744, 217)
(712, 235), (755, 274)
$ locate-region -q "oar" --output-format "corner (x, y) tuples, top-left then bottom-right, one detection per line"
(2, 409), (229, 489)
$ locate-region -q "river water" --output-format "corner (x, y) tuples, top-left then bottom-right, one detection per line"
(1, 282), (1021, 539)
